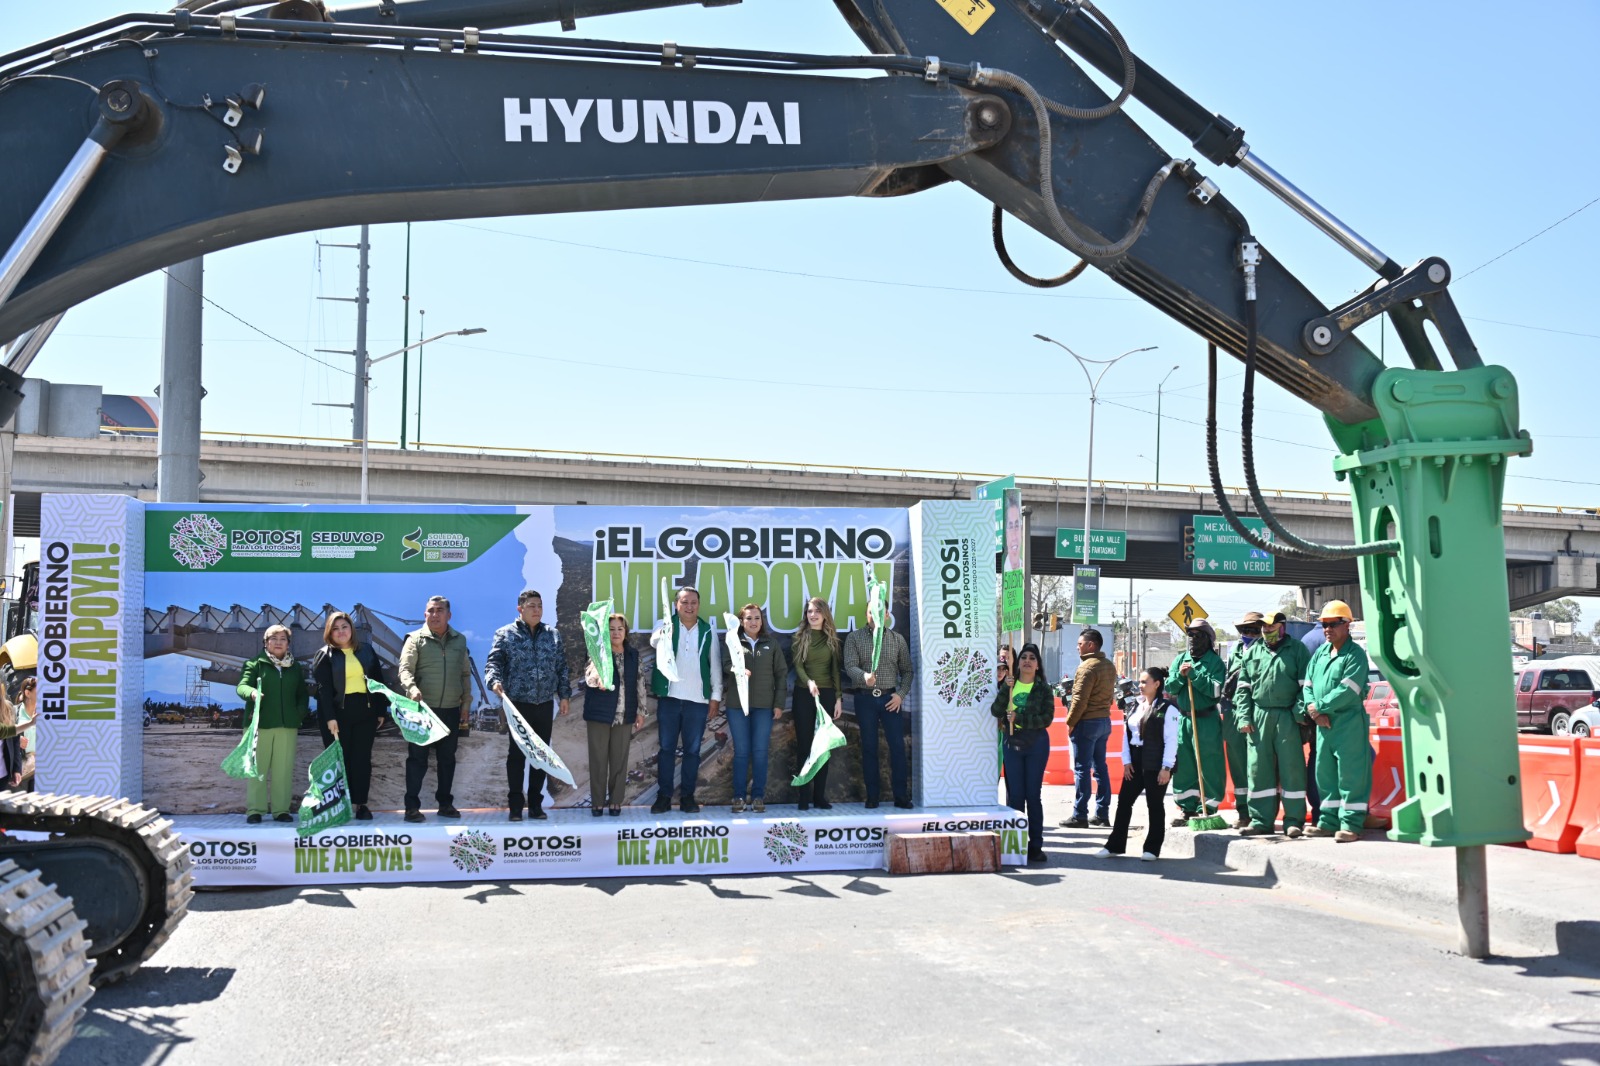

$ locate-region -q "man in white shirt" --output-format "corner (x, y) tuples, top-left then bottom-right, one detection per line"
(648, 586), (723, 814)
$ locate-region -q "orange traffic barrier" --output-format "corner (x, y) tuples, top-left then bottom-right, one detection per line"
(1368, 725), (1406, 830)
(1043, 698), (1073, 786)
(1518, 736), (1582, 854)
(1572, 738), (1600, 860)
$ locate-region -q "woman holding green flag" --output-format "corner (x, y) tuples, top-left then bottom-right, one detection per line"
(723, 603), (787, 814)
(583, 612), (641, 817)
(311, 612), (391, 822)
(990, 642), (1051, 866)
(791, 597), (843, 811)
(236, 625), (310, 824)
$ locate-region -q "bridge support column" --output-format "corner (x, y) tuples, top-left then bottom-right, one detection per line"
(156, 258), (204, 503)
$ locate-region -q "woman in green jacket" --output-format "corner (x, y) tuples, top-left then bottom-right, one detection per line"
(791, 597), (843, 810)
(991, 642), (1053, 865)
(236, 624), (310, 824)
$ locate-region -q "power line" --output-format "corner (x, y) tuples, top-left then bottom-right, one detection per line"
(1456, 194), (1600, 281)
(159, 266), (354, 375)
(442, 221), (1137, 302)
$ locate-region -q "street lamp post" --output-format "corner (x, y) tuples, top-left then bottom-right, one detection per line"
(1034, 335), (1157, 566)
(361, 326), (486, 503)
(1155, 364), (1179, 490)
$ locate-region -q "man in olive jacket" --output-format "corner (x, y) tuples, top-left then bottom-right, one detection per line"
(1062, 628), (1118, 828)
(398, 595), (474, 822)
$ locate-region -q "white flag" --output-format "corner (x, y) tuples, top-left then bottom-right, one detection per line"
(723, 612), (749, 715)
(500, 692), (575, 786)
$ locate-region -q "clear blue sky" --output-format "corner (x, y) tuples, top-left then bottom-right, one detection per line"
(6, 1), (1598, 631)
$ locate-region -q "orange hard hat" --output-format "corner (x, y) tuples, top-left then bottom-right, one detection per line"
(1318, 600), (1354, 623)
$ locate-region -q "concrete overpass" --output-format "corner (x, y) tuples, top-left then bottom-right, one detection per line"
(10, 431), (1600, 610)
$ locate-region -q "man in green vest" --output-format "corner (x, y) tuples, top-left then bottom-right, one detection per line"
(649, 586), (722, 814)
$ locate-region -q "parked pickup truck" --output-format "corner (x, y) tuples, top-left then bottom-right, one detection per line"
(1513, 658), (1600, 733)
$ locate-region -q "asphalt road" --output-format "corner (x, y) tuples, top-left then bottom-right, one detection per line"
(55, 829), (1600, 1066)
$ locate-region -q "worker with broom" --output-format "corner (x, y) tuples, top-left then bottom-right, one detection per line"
(1165, 618), (1227, 830)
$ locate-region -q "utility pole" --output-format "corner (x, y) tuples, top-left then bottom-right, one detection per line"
(315, 225), (372, 446)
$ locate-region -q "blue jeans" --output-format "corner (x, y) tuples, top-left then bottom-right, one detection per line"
(726, 707), (775, 800)
(855, 689), (910, 803)
(1071, 716), (1113, 820)
(656, 696), (709, 801)
(1003, 728), (1049, 854)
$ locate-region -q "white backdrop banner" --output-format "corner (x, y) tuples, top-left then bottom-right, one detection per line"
(36, 494), (144, 799)
(178, 807), (1027, 887)
(909, 501), (1000, 806)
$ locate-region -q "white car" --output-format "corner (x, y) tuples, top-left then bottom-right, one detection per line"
(1567, 702), (1600, 738)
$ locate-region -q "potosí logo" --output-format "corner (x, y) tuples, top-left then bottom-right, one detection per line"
(811, 825), (887, 856)
(501, 833), (583, 865)
(188, 839), (259, 868)
(763, 821), (807, 865)
(449, 829), (497, 874)
(616, 824), (730, 866)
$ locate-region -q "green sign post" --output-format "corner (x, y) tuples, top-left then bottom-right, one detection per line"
(1055, 528), (1127, 562)
(975, 475), (1015, 553)
(1071, 566), (1100, 625)
(1191, 515), (1275, 577)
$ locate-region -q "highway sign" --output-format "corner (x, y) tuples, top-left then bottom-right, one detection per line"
(1168, 594), (1207, 630)
(975, 475), (1015, 553)
(1191, 514), (1276, 577)
(1055, 528), (1127, 562)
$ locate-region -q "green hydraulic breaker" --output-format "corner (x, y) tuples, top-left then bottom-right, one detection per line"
(1327, 365), (1532, 848)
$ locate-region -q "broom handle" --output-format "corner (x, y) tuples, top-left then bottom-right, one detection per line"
(1185, 670), (1211, 813)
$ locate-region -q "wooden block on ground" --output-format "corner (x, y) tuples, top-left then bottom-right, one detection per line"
(951, 831), (1001, 873)
(886, 832), (953, 874)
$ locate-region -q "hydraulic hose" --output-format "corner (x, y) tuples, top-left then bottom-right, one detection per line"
(1240, 294), (1399, 558)
(972, 67), (1176, 261)
(1205, 341), (1313, 560)
(1030, 0), (1135, 122)
(992, 206), (1087, 288)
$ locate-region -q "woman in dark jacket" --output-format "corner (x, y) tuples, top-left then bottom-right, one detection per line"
(1098, 666), (1180, 861)
(990, 641), (1052, 866)
(310, 611), (390, 821)
(722, 603), (788, 814)
(583, 612), (641, 817)
(237, 624), (310, 824)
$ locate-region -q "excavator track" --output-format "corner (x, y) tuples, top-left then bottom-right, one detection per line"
(0, 859), (95, 1066)
(0, 793), (193, 985)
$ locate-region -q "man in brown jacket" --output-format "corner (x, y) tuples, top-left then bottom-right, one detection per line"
(1061, 628), (1119, 828)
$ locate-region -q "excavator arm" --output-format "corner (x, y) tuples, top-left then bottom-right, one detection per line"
(0, 0), (1526, 967)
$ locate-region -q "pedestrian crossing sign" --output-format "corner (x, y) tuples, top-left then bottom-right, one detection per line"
(1168, 594), (1207, 630)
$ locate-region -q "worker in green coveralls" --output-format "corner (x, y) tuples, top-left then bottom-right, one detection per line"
(1234, 609), (1312, 838)
(1300, 600), (1371, 842)
(1218, 613), (1259, 829)
(1165, 618), (1226, 825)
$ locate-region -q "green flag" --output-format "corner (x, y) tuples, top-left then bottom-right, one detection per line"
(221, 691), (264, 781)
(790, 705), (847, 787)
(366, 679), (450, 746)
(865, 564), (888, 673)
(297, 740), (354, 837)
(581, 599), (616, 690)
(501, 693), (575, 786)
